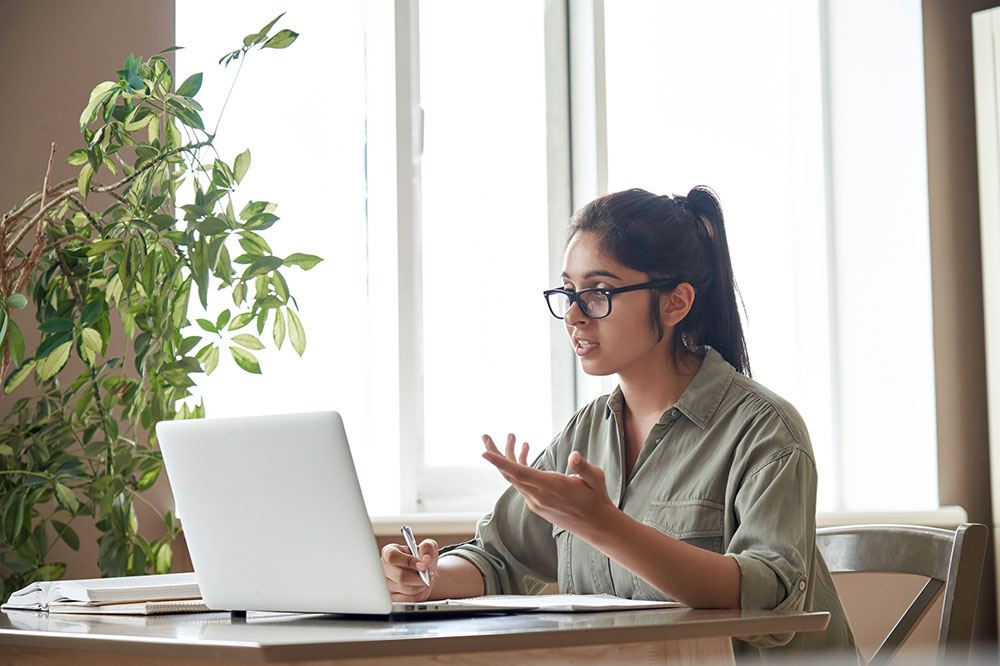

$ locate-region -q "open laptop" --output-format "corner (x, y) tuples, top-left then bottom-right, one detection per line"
(156, 411), (500, 617)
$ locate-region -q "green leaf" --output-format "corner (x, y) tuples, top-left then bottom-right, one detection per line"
(36, 563), (67, 581)
(198, 344), (220, 375)
(79, 80), (118, 129)
(242, 256), (283, 279)
(78, 162), (95, 199)
(155, 541), (173, 574)
(52, 521), (80, 551)
(245, 212), (279, 230)
(37, 341), (73, 381)
(286, 308), (305, 356)
(283, 253), (324, 270)
(228, 312), (255, 330)
(216, 309), (231, 330)
(257, 13), (285, 38)
(4, 359), (34, 393)
(232, 281), (247, 306)
(196, 318), (217, 334)
(198, 217), (230, 236)
(54, 483), (80, 514)
(262, 29), (298, 50)
(137, 466), (161, 491)
(238, 231), (271, 255)
(5, 293), (27, 309)
(239, 200), (276, 220)
(81, 327), (102, 351)
(0, 444), (11, 456)
(38, 317), (74, 333)
(3, 319), (21, 368)
(272, 309), (286, 350)
(66, 149), (89, 166)
(176, 72), (203, 98)
(229, 347), (261, 374)
(233, 149), (251, 184)
(232, 333), (264, 350)
(81, 299), (103, 326)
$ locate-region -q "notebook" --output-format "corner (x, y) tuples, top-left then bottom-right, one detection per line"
(156, 411), (682, 616)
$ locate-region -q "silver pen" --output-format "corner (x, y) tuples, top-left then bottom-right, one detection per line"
(400, 525), (431, 587)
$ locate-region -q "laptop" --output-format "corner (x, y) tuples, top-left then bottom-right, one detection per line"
(156, 411), (500, 617)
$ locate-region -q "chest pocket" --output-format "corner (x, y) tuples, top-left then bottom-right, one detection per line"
(643, 498), (725, 551)
(633, 499), (725, 601)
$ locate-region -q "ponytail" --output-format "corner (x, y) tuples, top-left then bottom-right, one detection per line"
(681, 187), (750, 376)
(568, 187), (751, 376)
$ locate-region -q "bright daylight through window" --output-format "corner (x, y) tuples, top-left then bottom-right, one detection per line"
(177, 0), (938, 516)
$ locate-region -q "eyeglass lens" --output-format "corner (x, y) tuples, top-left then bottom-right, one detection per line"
(549, 291), (611, 318)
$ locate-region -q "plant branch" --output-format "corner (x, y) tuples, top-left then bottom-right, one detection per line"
(1, 178), (77, 229)
(5, 140), (211, 256)
(125, 485), (166, 524)
(13, 143), (57, 294)
(213, 50), (247, 137)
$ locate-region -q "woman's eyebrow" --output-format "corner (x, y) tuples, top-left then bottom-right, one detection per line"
(560, 270), (622, 281)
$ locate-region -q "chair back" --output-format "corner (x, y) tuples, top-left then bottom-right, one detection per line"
(816, 523), (987, 666)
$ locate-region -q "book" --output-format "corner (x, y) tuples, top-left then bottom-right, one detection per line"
(1, 573), (204, 614)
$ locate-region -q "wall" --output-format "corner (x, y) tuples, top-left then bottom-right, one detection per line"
(922, 0), (1000, 643)
(0, 0), (180, 579)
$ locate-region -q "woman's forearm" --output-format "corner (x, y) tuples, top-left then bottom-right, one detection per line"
(428, 555), (487, 600)
(580, 506), (742, 609)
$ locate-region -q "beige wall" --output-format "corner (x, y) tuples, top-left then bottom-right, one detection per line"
(922, 0), (999, 643)
(0, 0), (177, 578)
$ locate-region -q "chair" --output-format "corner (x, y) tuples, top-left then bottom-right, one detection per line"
(816, 523), (988, 666)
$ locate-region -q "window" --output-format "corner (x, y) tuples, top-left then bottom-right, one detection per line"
(177, 0), (938, 516)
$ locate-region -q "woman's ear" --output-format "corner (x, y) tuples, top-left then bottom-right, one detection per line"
(661, 283), (696, 327)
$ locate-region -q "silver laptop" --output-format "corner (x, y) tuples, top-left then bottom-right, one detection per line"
(157, 411), (496, 616)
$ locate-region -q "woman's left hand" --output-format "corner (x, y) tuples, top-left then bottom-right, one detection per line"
(481, 434), (616, 538)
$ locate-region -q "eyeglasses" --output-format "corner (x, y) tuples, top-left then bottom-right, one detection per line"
(542, 279), (679, 320)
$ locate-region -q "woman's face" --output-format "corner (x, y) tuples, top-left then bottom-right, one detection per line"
(560, 231), (670, 377)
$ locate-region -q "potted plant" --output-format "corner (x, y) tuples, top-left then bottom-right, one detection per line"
(0, 14), (321, 601)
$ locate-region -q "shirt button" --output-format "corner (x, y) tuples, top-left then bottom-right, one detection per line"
(798, 580), (806, 591)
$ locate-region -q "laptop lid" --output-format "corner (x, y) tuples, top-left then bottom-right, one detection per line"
(157, 411), (394, 614)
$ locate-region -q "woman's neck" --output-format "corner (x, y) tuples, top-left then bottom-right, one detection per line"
(618, 352), (702, 420)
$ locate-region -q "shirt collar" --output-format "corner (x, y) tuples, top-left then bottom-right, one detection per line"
(603, 346), (736, 429)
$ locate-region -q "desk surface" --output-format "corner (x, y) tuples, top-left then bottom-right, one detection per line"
(0, 607), (829, 662)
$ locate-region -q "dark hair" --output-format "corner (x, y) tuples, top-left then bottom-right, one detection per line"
(567, 187), (751, 376)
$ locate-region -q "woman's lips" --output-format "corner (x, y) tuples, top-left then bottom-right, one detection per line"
(574, 339), (599, 356)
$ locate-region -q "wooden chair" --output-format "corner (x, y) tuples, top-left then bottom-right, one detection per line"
(816, 523), (988, 666)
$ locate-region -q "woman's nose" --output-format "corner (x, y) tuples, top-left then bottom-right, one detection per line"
(565, 299), (588, 325)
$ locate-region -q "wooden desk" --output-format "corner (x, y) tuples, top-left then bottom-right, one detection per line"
(0, 607), (829, 666)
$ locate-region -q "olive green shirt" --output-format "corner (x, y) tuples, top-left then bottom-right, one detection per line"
(441, 347), (858, 662)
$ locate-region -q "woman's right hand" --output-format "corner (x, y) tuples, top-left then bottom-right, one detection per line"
(380, 539), (439, 602)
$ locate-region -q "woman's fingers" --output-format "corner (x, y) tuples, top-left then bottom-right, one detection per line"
(518, 441), (529, 465)
(505, 433), (516, 459)
(380, 543), (432, 592)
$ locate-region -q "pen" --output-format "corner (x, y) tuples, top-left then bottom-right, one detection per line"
(400, 525), (431, 587)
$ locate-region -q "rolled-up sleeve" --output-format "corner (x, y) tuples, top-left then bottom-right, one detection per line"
(725, 446), (816, 648)
(439, 446), (559, 595)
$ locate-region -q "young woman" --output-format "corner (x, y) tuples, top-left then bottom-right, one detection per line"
(381, 187), (858, 659)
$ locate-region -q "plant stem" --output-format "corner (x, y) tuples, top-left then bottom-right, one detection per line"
(213, 50), (247, 137)
(125, 485), (166, 525)
(0, 470), (50, 479)
(87, 364), (115, 479)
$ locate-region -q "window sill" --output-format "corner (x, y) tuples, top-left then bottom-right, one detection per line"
(370, 506), (969, 537)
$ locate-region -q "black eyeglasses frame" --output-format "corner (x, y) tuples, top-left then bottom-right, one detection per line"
(542, 278), (680, 320)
